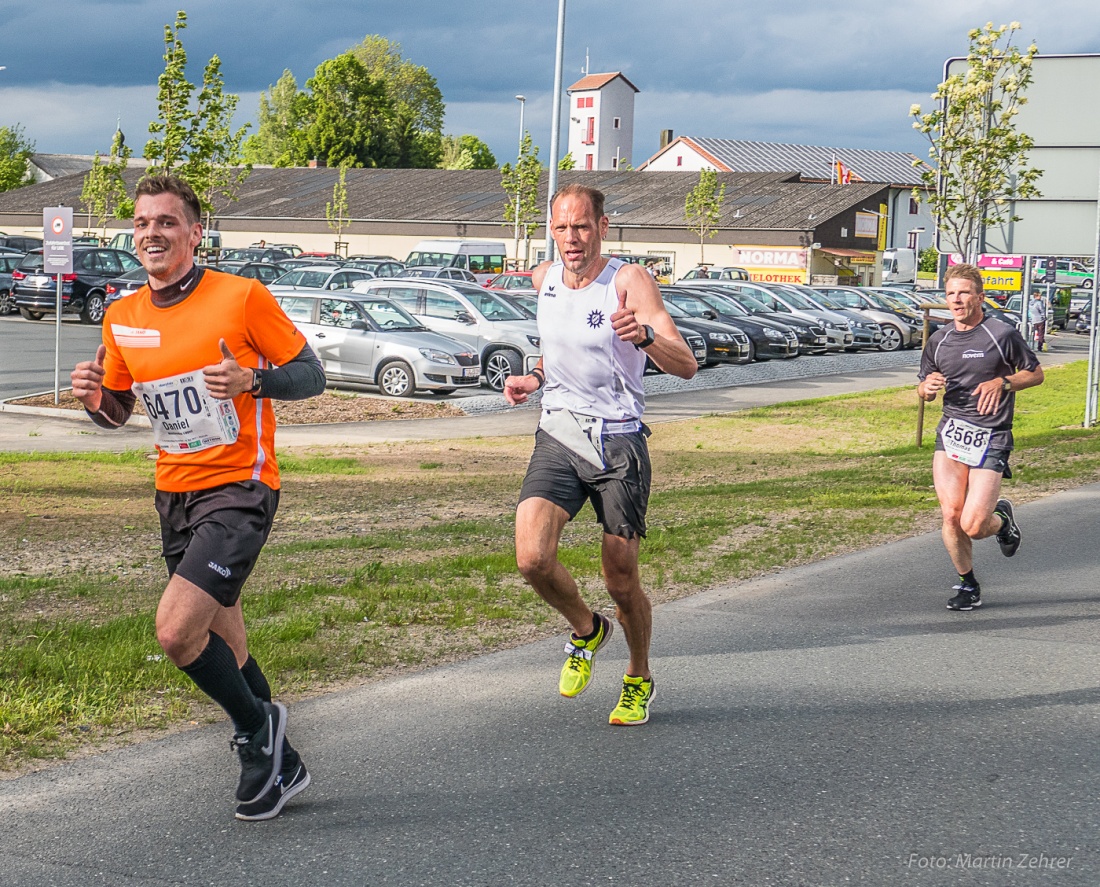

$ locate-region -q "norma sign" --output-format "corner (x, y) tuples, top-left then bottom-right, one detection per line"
(42, 207), (73, 275)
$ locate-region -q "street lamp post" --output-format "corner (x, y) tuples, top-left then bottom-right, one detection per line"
(545, 0), (567, 262)
(908, 226), (926, 285)
(513, 95), (525, 268)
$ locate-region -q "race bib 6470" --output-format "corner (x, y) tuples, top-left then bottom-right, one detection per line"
(133, 370), (240, 452)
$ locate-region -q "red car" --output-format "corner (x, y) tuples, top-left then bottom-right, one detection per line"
(486, 271), (535, 292)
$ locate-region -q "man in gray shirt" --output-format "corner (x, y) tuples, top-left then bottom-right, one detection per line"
(917, 263), (1044, 611)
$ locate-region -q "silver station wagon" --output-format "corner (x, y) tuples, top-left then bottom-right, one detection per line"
(275, 293), (480, 397)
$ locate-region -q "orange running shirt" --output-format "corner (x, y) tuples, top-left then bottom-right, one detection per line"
(101, 269), (307, 493)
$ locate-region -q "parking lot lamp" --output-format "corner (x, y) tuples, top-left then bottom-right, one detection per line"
(514, 95), (525, 265)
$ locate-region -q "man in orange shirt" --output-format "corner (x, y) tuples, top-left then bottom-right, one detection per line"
(71, 175), (325, 821)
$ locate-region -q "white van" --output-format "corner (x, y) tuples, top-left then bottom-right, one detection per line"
(405, 239), (507, 284)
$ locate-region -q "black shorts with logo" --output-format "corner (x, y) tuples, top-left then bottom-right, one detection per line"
(155, 480), (280, 607)
(519, 428), (651, 539)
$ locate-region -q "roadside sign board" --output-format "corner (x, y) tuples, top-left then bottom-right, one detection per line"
(42, 207), (73, 275)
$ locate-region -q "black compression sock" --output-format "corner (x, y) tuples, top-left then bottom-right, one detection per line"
(960, 570), (979, 590)
(240, 655), (272, 703)
(181, 632), (266, 736)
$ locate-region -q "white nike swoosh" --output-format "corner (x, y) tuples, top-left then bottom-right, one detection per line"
(260, 714), (274, 756)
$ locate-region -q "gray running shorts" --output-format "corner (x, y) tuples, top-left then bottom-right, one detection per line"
(519, 428), (651, 539)
(155, 480), (279, 606)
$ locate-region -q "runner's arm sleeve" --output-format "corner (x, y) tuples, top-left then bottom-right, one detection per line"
(86, 387), (137, 429)
(253, 342), (326, 401)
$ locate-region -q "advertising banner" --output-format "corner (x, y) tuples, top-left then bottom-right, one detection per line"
(728, 245), (809, 284)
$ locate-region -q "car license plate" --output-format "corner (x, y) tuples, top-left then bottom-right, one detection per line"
(462, 367), (479, 378)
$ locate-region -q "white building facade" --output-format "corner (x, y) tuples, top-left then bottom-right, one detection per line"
(566, 72), (638, 171)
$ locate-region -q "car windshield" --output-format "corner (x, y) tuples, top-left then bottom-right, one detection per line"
(355, 299), (426, 331)
(715, 289), (771, 313)
(461, 288), (528, 320)
(818, 289), (863, 309)
(663, 291), (720, 318)
(772, 286), (820, 311)
(692, 290), (751, 316)
(274, 269), (331, 288)
(664, 301), (690, 319)
(220, 248), (267, 262)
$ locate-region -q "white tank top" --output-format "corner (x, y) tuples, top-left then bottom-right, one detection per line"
(538, 258), (647, 420)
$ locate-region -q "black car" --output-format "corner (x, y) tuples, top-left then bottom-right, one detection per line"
(664, 299), (752, 365)
(660, 286), (798, 360)
(0, 252), (24, 315)
(218, 247), (294, 264)
(0, 234), (43, 253)
(104, 266), (150, 309)
(12, 247), (141, 324)
(690, 285), (829, 355)
(219, 261), (292, 285)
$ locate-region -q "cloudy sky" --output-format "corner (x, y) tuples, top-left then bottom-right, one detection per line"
(2, 0), (1098, 167)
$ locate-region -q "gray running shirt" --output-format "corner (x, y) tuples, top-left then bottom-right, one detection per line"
(918, 315), (1040, 447)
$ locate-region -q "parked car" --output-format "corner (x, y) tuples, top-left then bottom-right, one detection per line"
(811, 286), (922, 352)
(485, 271), (536, 292)
(220, 261), (293, 285)
(11, 247), (141, 323)
(678, 266), (751, 281)
(352, 278), (541, 390)
(0, 234), (43, 253)
(747, 282), (855, 350)
(0, 252), (23, 314)
(499, 291), (538, 317)
(343, 258), (405, 278)
(104, 267), (149, 308)
(404, 238), (507, 285)
(268, 266), (375, 293)
(678, 282), (829, 354)
(1032, 257), (1093, 289)
(218, 247), (293, 264)
(275, 292), (480, 396)
(276, 256), (343, 271)
(397, 265), (479, 283)
(664, 299), (752, 365)
(775, 284), (883, 350)
(660, 286), (798, 360)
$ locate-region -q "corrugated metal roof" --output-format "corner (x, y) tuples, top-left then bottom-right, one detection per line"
(0, 167), (889, 233)
(660, 138), (927, 186)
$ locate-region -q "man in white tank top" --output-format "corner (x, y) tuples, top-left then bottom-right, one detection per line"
(504, 184), (696, 725)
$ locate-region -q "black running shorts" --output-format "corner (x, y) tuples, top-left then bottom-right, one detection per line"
(519, 428), (651, 539)
(155, 480), (280, 606)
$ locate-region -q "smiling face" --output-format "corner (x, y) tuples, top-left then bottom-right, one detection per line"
(944, 274), (984, 328)
(550, 192), (609, 284)
(132, 191), (202, 287)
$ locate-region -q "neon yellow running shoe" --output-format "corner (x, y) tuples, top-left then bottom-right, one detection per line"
(609, 675), (655, 725)
(558, 614), (613, 698)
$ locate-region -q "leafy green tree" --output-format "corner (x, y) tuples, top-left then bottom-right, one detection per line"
(558, 152), (575, 171)
(143, 9), (251, 231)
(439, 134), (496, 170)
(243, 70), (302, 166)
(348, 36), (444, 168)
(911, 22), (1042, 261)
(144, 10), (194, 175)
(501, 132), (542, 267)
(0, 124), (35, 192)
(326, 163), (350, 253)
(185, 55), (252, 228)
(684, 168), (726, 264)
(919, 246), (939, 274)
(293, 53), (396, 169)
(81, 129), (132, 237)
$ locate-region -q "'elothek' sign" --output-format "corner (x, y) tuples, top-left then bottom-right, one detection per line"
(42, 206), (73, 275)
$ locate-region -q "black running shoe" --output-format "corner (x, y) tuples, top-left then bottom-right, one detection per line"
(947, 583), (982, 611)
(231, 701), (286, 804)
(235, 752), (310, 822)
(994, 499), (1021, 557)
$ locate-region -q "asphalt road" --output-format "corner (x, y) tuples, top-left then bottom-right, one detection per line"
(2, 487), (1099, 886)
(0, 313), (103, 402)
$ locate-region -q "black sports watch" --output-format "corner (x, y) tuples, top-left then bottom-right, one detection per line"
(1002, 377), (1012, 393)
(249, 368), (263, 396)
(635, 324), (655, 349)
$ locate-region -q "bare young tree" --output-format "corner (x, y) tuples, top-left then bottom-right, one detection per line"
(684, 168), (726, 265)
